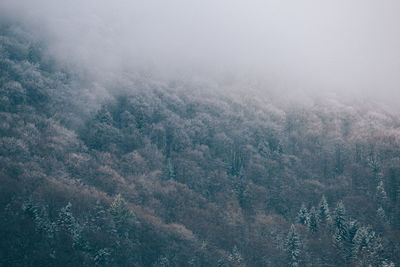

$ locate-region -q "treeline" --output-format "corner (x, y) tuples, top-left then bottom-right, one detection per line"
(287, 196), (395, 266)
(1, 23), (399, 266)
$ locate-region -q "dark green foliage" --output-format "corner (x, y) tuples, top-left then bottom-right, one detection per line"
(352, 226), (383, 266)
(318, 195), (331, 225)
(58, 202), (89, 251)
(333, 201), (348, 244)
(285, 224), (301, 267)
(226, 245), (245, 267)
(376, 180), (388, 205)
(308, 206), (319, 233)
(297, 203), (309, 225)
(109, 194), (135, 236)
(332, 201), (355, 263)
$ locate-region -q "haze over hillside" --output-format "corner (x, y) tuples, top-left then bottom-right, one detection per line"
(1, 1), (400, 267)
(1, 0), (400, 106)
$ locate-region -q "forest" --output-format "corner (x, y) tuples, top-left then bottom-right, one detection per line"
(1, 23), (400, 266)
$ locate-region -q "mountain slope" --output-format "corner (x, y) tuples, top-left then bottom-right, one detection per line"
(1, 24), (399, 266)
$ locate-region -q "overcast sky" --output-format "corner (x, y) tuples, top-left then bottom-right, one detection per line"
(1, 0), (400, 105)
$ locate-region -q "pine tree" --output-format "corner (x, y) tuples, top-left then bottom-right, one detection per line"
(333, 201), (349, 261)
(109, 194), (135, 235)
(308, 206), (319, 233)
(297, 203), (309, 225)
(94, 248), (113, 266)
(227, 245), (245, 266)
(23, 198), (56, 240)
(352, 226), (383, 266)
(377, 207), (389, 226)
(376, 180), (388, 204)
(381, 260), (396, 267)
(58, 202), (74, 230)
(94, 200), (106, 222)
(154, 256), (170, 267)
(367, 151), (381, 178)
(347, 220), (359, 247)
(318, 195), (331, 225)
(166, 159), (176, 180)
(92, 200), (110, 232)
(285, 224), (301, 267)
(58, 202), (88, 250)
(333, 201), (347, 243)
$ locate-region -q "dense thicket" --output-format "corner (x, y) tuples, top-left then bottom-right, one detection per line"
(1, 24), (399, 266)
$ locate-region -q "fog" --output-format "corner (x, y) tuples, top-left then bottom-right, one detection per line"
(1, 0), (400, 105)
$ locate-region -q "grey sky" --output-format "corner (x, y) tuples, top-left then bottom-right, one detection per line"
(1, 0), (400, 105)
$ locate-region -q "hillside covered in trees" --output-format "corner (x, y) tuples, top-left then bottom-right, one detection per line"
(1, 23), (400, 266)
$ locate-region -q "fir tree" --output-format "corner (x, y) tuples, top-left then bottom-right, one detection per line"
(58, 202), (75, 231)
(109, 194), (135, 236)
(333, 201), (347, 243)
(376, 180), (388, 209)
(285, 224), (301, 267)
(308, 206), (319, 233)
(318, 195), (331, 225)
(333, 201), (349, 261)
(347, 220), (359, 246)
(23, 198), (56, 240)
(94, 248), (113, 266)
(377, 207), (389, 226)
(154, 256), (170, 267)
(58, 202), (88, 250)
(91, 200), (111, 232)
(166, 159), (176, 180)
(93, 200), (106, 223)
(381, 260), (396, 267)
(227, 245), (245, 267)
(352, 226), (383, 266)
(297, 203), (309, 225)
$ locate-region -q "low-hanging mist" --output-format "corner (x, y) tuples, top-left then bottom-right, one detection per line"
(1, 0), (400, 107)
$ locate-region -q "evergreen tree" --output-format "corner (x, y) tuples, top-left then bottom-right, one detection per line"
(347, 220), (359, 247)
(109, 194), (135, 236)
(333, 201), (347, 243)
(352, 226), (383, 266)
(367, 152), (381, 178)
(166, 159), (176, 180)
(58, 202), (88, 250)
(308, 206), (319, 233)
(94, 248), (113, 266)
(376, 180), (388, 204)
(318, 195), (331, 225)
(333, 201), (349, 261)
(93, 200), (106, 223)
(381, 260), (396, 267)
(297, 203), (309, 225)
(227, 245), (245, 267)
(285, 224), (301, 267)
(376, 180), (389, 226)
(377, 207), (389, 226)
(58, 202), (75, 231)
(23, 198), (56, 240)
(352, 226), (369, 257)
(91, 200), (113, 233)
